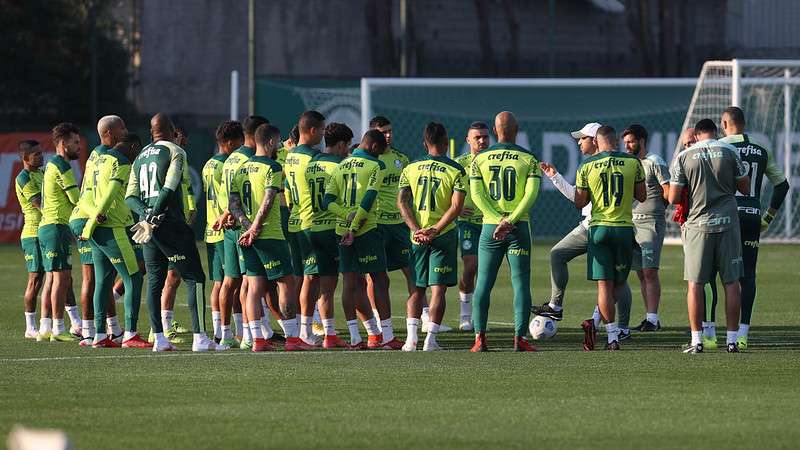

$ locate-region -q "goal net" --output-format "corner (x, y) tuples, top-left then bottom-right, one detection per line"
(674, 60), (800, 242)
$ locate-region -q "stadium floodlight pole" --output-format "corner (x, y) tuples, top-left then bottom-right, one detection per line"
(230, 70), (239, 120)
(784, 68), (792, 238)
(400, 0), (407, 77)
(248, 0), (255, 116)
(360, 77), (370, 136)
(731, 58), (741, 107)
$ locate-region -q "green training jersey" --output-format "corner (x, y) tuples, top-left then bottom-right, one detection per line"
(40, 155), (80, 226)
(71, 145), (109, 222)
(236, 155), (284, 241)
(15, 168), (43, 239)
(219, 146), (255, 215)
(126, 140), (187, 224)
(454, 152), (483, 225)
(576, 151), (645, 227)
(203, 153), (228, 243)
(284, 144), (319, 232)
(305, 152), (344, 232)
(398, 155), (466, 238)
(82, 148), (134, 237)
(719, 134), (786, 215)
(377, 147), (410, 225)
(324, 149), (385, 236)
(469, 142), (542, 224)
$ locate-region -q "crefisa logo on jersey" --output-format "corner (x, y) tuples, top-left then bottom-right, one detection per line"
(740, 144), (763, 157)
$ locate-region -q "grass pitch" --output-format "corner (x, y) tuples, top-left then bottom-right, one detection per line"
(1, 242), (798, 449)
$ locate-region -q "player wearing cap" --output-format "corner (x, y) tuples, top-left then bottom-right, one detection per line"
(533, 122), (634, 349)
(719, 106), (790, 349)
(454, 122), (490, 331)
(669, 119), (750, 353)
(574, 125), (645, 351)
(469, 112), (541, 352)
(622, 124), (670, 333)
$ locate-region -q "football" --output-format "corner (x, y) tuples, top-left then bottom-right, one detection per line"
(529, 315), (557, 340)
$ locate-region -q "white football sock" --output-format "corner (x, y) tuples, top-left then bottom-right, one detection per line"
(123, 331), (137, 340)
(283, 316), (299, 338)
(406, 318), (420, 344)
(363, 318), (380, 336)
(161, 310), (173, 332)
(727, 330), (738, 345)
(421, 307), (430, 323)
(221, 325), (233, 340)
(347, 319), (362, 345)
(646, 312), (659, 325)
(548, 301), (563, 312)
(322, 318), (336, 336)
(250, 321), (264, 339)
(737, 323), (750, 339)
(372, 309), (382, 330)
(299, 315), (313, 340)
(241, 325), (252, 343)
(459, 292), (472, 317)
(691, 330), (702, 346)
(380, 319), (394, 341)
(260, 317), (274, 339)
(276, 319), (289, 336)
(39, 318), (52, 334)
(25, 312), (37, 331)
(192, 333), (208, 344)
(212, 311), (222, 339)
(65, 305), (81, 328)
(233, 313), (244, 336)
(82, 319), (95, 339)
(605, 322), (619, 343)
(107, 316), (122, 336)
(702, 321), (716, 339)
(53, 318), (65, 335)
(592, 306), (601, 328)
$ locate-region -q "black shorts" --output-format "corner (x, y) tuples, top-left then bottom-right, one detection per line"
(739, 212), (760, 279)
(145, 220), (206, 283)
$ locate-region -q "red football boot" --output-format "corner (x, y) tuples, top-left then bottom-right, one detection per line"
(252, 338), (274, 352)
(122, 334), (153, 349)
(93, 337), (121, 348)
(366, 334), (385, 349)
(513, 336), (538, 352)
(381, 338), (404, 350)
(350, 341), (367, 350)
(581, 319), (597, 352)
(285, 337), (315, 351)
(470, 333), (489, 352)
(323, 335), (350, 349)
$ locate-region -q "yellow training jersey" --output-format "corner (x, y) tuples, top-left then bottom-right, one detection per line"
(305, 153), (344, 232)
(576, 151), (645, 227)
(71, 145), (108, 222)
(454, 152), (483, 225)
(398, 155), (466, 240)
(323, 149), (385, 236)
(284, 144), (319, 232)
(81, 148), (134, 238)
(235, 155), (284, 240)
(15, 168), (43, 239)
(220, 146), (255, 214)
(203, 153), (228, 243)
(469, 142), (542, 224)
(41, 155), (80, 226)
(376, 147), (410, 225)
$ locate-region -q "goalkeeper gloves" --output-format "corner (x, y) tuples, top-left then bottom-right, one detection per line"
(130, 221), (156, 244)
(145, 212), (165, 226)
(761, 211), (776, 232)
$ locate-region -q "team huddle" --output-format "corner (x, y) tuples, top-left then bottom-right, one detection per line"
(14, 106), (789, 352)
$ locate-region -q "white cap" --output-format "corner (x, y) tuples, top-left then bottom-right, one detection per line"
(571, 122), (602, 139)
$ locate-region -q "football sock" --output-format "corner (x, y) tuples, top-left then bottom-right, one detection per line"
(322, 318), (336, 336)
(260, 317), (274, 339)
(233, 313), (244, 337)
(107, 316), (122, 336)
(313, 306), (321, 324)
(691, 330), (702, 346)
(221, 325), (233, 340)
(380, 319), (395, 341)
(82, 319), (95, 339)
(283, 316), (299, 338)
(421, 307), (431, 323)
(53, 318), (65, 335)
(65, 305), (81, 328)
(372, 309), (382, 330)
(726, 330), (737, 345)
(646, 313), (659, 325)
(94, 332), (107, 343)
(363, 318), (380, 336)
(424, 322), (440, 346)
(299, 315), (313, 340)
(161, 309), (173, 332)
(592, 306), (601, 328)
(605, 322), (619, 343)
(276, 319), (289, 336)
(123, 331), (137, 340)
(192, 333), (207, 344)
(249, 321), (264, 339)
(346, 319), (362, 345)
(406, 318), (420, 344)
(459, 293), (473, 320)
(702, 321), (716, 339)
(212, 311), (222, 339)
(241, 325), (252, 343)
(548, 301), (563, 312)
(25, 312), (37, 331)
(738, 323), (750, 339)
(39, 318), (52, 334)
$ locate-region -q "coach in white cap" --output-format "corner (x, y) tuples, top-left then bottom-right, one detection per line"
(533, 122), (634, 350)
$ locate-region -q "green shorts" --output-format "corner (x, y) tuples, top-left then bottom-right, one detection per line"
(20, 237), (44, 273)
(587, 225), (634, 282)
(223, 229), (245, 278)
(280, 206), (290, 238)
(457, 221), (481, 257)
(89, 226), (140, 276)
(632, 215), (665, 270)
(410, 228), (458, 287)
(286, 231), (304, 276)
(206, 241), (225, 282)
(339, 228), (387, 274)
(69, 219), (94, 265)
(37, 224), (72, 272)
(378, 222), (411, 271)
(309, 229), (340, 277)
(241, 238), (293, 280)
(682, 226), (743, 284)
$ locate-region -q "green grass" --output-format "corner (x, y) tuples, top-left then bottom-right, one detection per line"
(1, 243), (799, 449)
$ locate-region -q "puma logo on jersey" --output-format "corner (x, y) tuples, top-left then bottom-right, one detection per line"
(487, 151), (519, 161)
